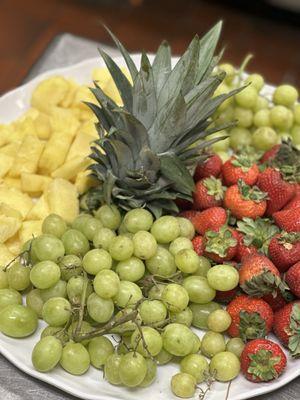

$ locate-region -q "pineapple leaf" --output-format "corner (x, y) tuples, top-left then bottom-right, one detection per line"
(160, 154), (195, 195)
(152, 40), (172, 94)
(84, 102), (111, 132)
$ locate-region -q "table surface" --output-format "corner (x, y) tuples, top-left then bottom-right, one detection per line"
(0, 33), (300, 400)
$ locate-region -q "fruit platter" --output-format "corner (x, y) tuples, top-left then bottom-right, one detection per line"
(0, 22), (300, 400)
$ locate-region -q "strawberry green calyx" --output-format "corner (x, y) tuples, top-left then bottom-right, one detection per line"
(203, 177), (225, 201)
(231, 154), (255, 172)
(239, 311), (267, 342)
(270, 139), (300, 183)
(205, 226), (237, 257)
(278, 232), (300, 249)
(241, 269), (289, 297)
(288, 303), (300, 357)
(237, 180), (268, 203)
(248, 349), (281, 381)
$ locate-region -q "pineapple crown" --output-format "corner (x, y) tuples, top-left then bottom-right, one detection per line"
(85, 22), (241, 217)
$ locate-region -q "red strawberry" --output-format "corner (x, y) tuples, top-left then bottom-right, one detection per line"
(192, 236), (204, 256)
(268, 232), (300, 272)
(261, 144), (280, 163)
(273, 301), (300, 356)
(263, 291), (289, 312)
(193, 177), (224, 210)
(283, 192), (300, 210)
(285, 261), (300, 298)
(227, 295), (274, 340)
(222, 155), (259, 186)
(203, 225), (239, 262)
(273, 207), (300, 232)
(215, 287), (239, 304)
(175, 198), (193, 211)
(257, 167), (295, 216)
(224, 180), (267, 220)
(182, 207), (227, 235)
(235, 232), (258, 262)
(241, 339), (287, 382)
(193, 154), (222, 181)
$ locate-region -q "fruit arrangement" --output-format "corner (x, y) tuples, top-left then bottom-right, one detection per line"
(0, 22), (300, 400)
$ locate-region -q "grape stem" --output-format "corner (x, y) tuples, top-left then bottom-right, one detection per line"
(74, 271), (88, 338)
(133, 321), (154, 359)
(225, 381), (232, 400)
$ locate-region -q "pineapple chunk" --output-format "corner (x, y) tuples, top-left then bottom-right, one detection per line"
(3, 178), (21, 190)
(0, 245), (14, 269)
(13, 116), (37, 139)
(26, 195), (50, 220)
(19, 220), (42, 243)
(0, 154), (14, 177)
(9, 134), (44, 178)
(34, 112), (52, 140)
(80, 119), (98, 138)
(21, 173), (51, 195)
(60, 79), (78, 108)
(0, 142), (20, 157)
(46, 178), (79, 223)
(0, 203), (22, 220)
(51, 157), (90, 180)
(71, 86), (95, 121)
(5, 234), (21, 256)
(31, 76), (70, 113)
(49, 107), (80, 137)
(0, 124), (14, 147)
(0, 187), (33, 219)
(66, 131), (95, 161)
(75, 170), (97, 195)
(0, 215), (21, 243)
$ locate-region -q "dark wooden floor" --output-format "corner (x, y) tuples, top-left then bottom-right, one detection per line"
(1, 0), (300, 94)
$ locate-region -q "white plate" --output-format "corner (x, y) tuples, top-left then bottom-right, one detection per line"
(0, 55), (299, 400)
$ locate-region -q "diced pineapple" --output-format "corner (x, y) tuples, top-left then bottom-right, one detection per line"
(21, 173), (51, 195)
(0, 203), (22, 220)
(71, 86), (95, 121)
(46, 178), (79, 223)
(9, 134), (44, 178)
(66, 131), (95, 161)
(0, 142), (20, 157)
(60, 79), (78, 108)
(79, 119), (98, 138)
(75, 170), (97, 195)
(3, 178), (21, 190)
(19, 220), (42, 243)
(5, 234), (21, 256)
(26, 195), (50, 220)
(51, 157), (90, 180)
(0, 215), (21, 243)
(0, 154), (14, 178)
(0, 245), (14, 269)
(49, 107), (80, 137)
(0, 187), (33, 219)
(34, 112), (52, 140)
(0, 124), (14, 147)
(13, 116), (37, 139)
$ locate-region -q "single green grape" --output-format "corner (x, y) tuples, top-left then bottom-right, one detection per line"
(30, 261), (61, 290)
(148, 283), (165, 300)
(87, 293), (114, 323)
(93, 227), (116, 250)
(139, 299), (167, 325)
(31, 234), (65, 262)
(26, 289), (44, 318)
(0, 304), (38, 337)
(216, 106), (235, 125)
(235, 86), (258, 109)
(170, 307), (193, 327)
(42, 297), (71, 327)
(209, 131), (230, 152)
(226, 337), (245, 358)
(32, 336), (63, 372)
(229, 127), (252, 150)
(88, 336), (114, 369)
(58, 255), (82, 281)
(213, 83), (232, 111)
(270, 105), (293, 130)
(169, 237), (193, 256)
(93, 269), (120, 299)
(207, 264), (239, 291)
(123, 208), (153, 233)
(119, 352), (147, 387)
(216, 151), (230, 163)
(83, 248), (112, 275)
(95, 204), (121, 230)
(61, 229), (90, 256)
(209, 351), (241, 382)
(116, 257), (145, 282)
(0, 270), (8, 289)
(78, 217), (103, 241)
(162, 323), (195, 356)
(254, 95), (269, 111)
(291, 124), (300, 145)
(162, 283), (189, 313)
(253, 109), (271, 127)
(109, 235), (134, 261)
(40, 325), (66, 340)
(66, 275), (92, 304)
(113, 280), (143, 308)
(104, 353), (122, 385)
(294, 104), (300, 124)
(155, 348), (173, 365)
(192, 256), (211, 277)
(190, 332), (201, 354)
(132, 231), (157, 260)
(0, 288), (22, 311)
(72, 214), (92, 231)
(40, 280), (67, 302)
(131, 326), (163, 357)
(7, 262), (30, 291)
(42, 214), (67, 238)
(175, 249), (199, 274)
(60, 342), (90, 375)
(252, 127), (278, 150)
(183, 276), (215, 304)
(146, 246), (176, 277)
(245, 73), (265, 92)
(180, 354), (209, 383)
(273, 84), (298, 107)
(201, 331), (226, 358)
(234, 107), (253, 128)
(219, 63), (236, 84)
(150, 216), (180, 244)
(190, 302), (221, 329)
(139, 358), (157, 387)
(177, 217), (195, 239)
(207, 309), (232, 333)
(171, 373), (196, 398)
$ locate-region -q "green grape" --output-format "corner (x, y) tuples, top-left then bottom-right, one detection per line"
(229, 127), (252, 150)
(104, 353), (122, 385)
(216, 106), (235, 125)
(0, 288), (22, 311)
(226, 337), (245, 358)
(162, 323), (195, 356)
(60, 342), (90, 375)
(150, 216), (180, 244)
(95, 204), (121, 230)
(118, 221), (129, 235)
(177, 217), (195, 239)
(253, 109), (271, 127)
(273, 84), (298, 107)
(0, 304), (37, 337)
(109, 235), (134, 261)
(131, 326), (163, 357)
(254, 95), (269, 111)
(155, 348), (173, 365)
(0, 270), (8, 289)
(67, 321), (93, 346)
(169, 237), (193, 256)
(119, 352), (147, 387)
(192, 256), (211, 277)
(31, 234), (65, 262)
(66, 275), (92, 304)
(170, 307), (193, 327)
(234, 107), (253, 128)
(216, 151), (230, 163)
(270, 105), (293, 130)
(235, 86), (258, 109)
(61, 229), (90, 256)
(219, 63), (235, 84)
(87, 293), (114, 323)
(190, 302), (221, 329)
(291, 125), (300, 145)
(139, 299), (167, 325)
(111, 307), (142, 335)
(175, 249), (199, 273)
(209, 131), (230, 152)
(88, 336), (114, 369)
(207, 264), (239, 291)
(42, 214), (67, 238)
(245, 73), (265, 92)
(209, 351), (241, 382)
(162, 283), (189, 313)
(32, 336), (62, 372)
(252, 127), (278, 150)
(42, 297), (71, 327)
(148, 283), (165, 300)
(171, 373), (196, 398)
(93, 228), (116, 250)
(79, 217), (103, 241)
(26, 289), (44, 318)
(83, 248), (112, 275)
(190, 332), (201, 354)
(207, 309), (232, 333)
(132, 231), (157, 260)
(113, 281), (143, 308)
(294, 104), (300, 124)
(201, 331), (226, 358)
(123, 208), (153, 233)
(213, 83), (232, 111)
(139, 358), (157, 388)
(7, 262), (30, 291)
(145, 246), (176, 277)
(183, 276), (215, 304)
(72, 214), (93, 231)
(40, 280), (67, 302)
(40, 325), (65, 339)
(30, 261), (61, 290)
(180, 354), (209, 383)
(94, 269), (120, 299)
(58, 255), (82, 281)
(116, 257), (145, 282)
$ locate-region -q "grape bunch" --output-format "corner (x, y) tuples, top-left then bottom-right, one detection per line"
(0, 205), (243, 398)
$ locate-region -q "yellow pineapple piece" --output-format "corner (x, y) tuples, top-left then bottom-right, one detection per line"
(0, 215), (21, 243)
(19, 220), (42, 243)
(79, 119), (98, 138)
(34, 112), (52, 140)
(49, 107), (80, 137)
(71, 86), (95, 121)
(67, 131), (95, 161)
(0, 203), (22, 221)
(75, 170), (97, 195)
(0, 186), (33, 219)
(0, 245), (14, 269)
(60, 79), (79, 108)
(3, 177), (21, 190)
(26, 195), (50, 221)
(0, 142), (20, 157)
(21, 173), (51, 195)
(0, 124), (14, 147)
(51, 157), (90, 180)
(13, 116), (37, 139)
(5, 234), (21, 256)
(46, 178), (79, 223)
(0, 154), (14, 178)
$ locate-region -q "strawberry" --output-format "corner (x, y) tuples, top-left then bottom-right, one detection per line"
(235, 232), (258, 262)
(224, 180), (267, 220)
(226, 295), (274, 341)
(175, 198), (193, 211)
(182, 207), (227, 235)
(203, 225), (239, 262)
(192, 236), (204, 256)
(222, 155), (259, 186)
(263, 290), (290, 312)
(260, 144), (280, 163)
(273, 207), (300, 232)
(273, 301), (300, 357)
(257, 167), (295, 216)
(193, 154), (222, 181)
(215, 287), (239, 303)
(285, 261), (300, 298)
(241, 339), (287, 382)
(268, 232), (300, 272)
(283, 192), (300, 210)
(192, 177), (224, 210)
(239, 253), (286, 297)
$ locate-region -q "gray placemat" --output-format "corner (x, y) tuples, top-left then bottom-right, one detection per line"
(1, 32), (299, 400)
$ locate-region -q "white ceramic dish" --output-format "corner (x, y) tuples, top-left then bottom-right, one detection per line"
(0, 55), (299, 400)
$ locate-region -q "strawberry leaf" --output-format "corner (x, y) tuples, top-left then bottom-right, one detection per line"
(248, 349), (280, 381)
(239, 311), (267, 341)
